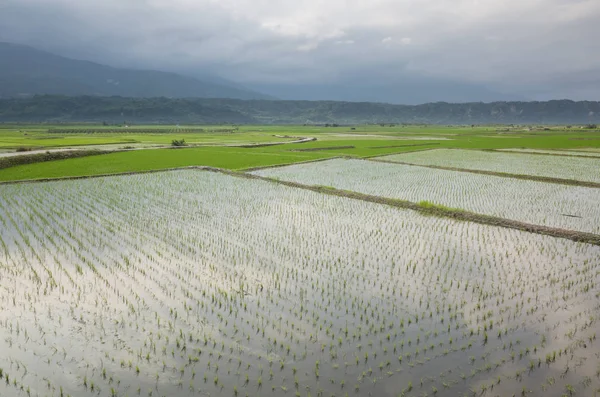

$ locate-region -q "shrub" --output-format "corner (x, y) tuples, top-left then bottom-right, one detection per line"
(171, 139), (188, 147)
(16, 146), (33, 152)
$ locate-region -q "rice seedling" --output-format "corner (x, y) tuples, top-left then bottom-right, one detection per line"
(379, 149), (600, 184)
(253, 158), (600, 234)
(0, 169), (598, 397)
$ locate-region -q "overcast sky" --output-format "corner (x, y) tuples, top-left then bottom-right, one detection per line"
(1, 0), (599, 100)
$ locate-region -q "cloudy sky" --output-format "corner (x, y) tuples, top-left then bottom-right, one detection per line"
(1, 0), (599, 101)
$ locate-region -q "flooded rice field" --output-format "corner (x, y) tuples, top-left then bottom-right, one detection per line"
(253, 158), (600, 234)
(0, 170), (599, 397)
(496, 149), (600, 158)
(379, 149), (600, 183)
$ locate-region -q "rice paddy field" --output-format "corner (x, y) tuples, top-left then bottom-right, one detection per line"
(379, 149), (600, 184)
(252, 158), (600, 233)
(1, 125), (600, 397)
(496, 149), (600, 158)
(0, 170), (599, 397)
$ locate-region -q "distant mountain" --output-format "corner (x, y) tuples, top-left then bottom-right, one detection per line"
(248, 77), (524, 105)
(1, 96), (598, 124)
(0, 42), (271, 100)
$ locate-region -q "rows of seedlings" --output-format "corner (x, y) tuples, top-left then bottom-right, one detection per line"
(378, 149), (600, 184)
(253, 158), (600, 234)
(0, 170), (598, 397)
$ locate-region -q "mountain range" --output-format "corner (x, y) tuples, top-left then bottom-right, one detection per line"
(0, 42), (270, 100)
(1, 42), (526, 104)
(1, 96), (598, 124)
(1, 41), (597, 124)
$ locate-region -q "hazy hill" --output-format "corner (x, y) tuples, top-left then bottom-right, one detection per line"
(0, 42), (271, 100)
(0, 96), (598, 124)
(247, 77), (524, 106)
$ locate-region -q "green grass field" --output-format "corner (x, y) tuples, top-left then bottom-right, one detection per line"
(1, 124), (599, 181)
(0, 147), (335, 181)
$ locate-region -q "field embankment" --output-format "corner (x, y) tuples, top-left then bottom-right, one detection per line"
(0, 149), (113, 170)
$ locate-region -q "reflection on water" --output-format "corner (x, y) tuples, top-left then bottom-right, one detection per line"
(0, 170), (598, 397)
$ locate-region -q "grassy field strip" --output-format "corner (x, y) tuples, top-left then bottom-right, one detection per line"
(0, 130), (297, 149)
(369, 157), (600, 188)
(0, 146), (337, 181)
(1, 170), (599, 397)
(492, 148), (600, 159)
(0, 155), (344, 185)
(251, 159), (600, 234)
(377, 149), (600, 184)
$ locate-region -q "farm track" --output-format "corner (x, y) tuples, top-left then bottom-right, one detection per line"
(367, 142), (440, 149)
(289, 145), (355, 152)
(3, 165), (599, 246)
(369, 158), (600, 189)
(0, 149), (117, 170)
(234, 136), (316, 147)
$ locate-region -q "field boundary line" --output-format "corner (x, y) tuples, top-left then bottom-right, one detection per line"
(367, 158), (600, 188)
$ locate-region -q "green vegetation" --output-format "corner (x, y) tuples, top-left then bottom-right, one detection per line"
(417, 200), (461, 212)
(0, 123), (599, 181)
(170, 138), (188, 147)
(0, 149), (109, 170)
(0, 146), (332, 181)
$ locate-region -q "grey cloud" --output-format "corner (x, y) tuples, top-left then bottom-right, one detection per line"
(1, 0), (599, 101)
